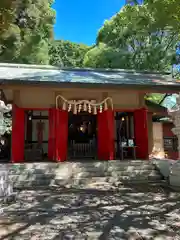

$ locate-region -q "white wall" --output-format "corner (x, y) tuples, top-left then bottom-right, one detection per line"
(152, 122), (164, 157)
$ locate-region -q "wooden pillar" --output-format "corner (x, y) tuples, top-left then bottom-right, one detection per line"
(134, 108), (149, 159)
(11, 105), (25, 163)
(55, 109), (68, 161)
(97, 109), (114, 160)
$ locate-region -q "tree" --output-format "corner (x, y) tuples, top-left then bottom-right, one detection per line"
(49, 40), (90, 67)
(144, 0), (180, 32)
(83, 43), (131, 68)
(172, 43), (180, 79)
(85, 1), (180, 71)
(0, 0), (55, 64)
(0, 1), (21, 62)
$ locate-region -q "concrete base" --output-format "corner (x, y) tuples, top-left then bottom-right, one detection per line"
(151, 158), (176, 178)
(169, 160), (180, 187)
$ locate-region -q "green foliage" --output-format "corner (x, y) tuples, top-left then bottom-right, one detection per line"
(0, 0), (55, 64)
(85, 1), (180, 71)
(145, 93), (165, 104)
(3, 113), (12, 134)
(0, 0), (180, 71)
(49, 40), (90, 67)
(144, 0), (180, 32)
(83, 43), (131, 68)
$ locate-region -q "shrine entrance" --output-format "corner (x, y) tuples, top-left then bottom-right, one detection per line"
(24, 110), (49, 162)
(68, 112), (97, 160)
(55, 94), (114, 161)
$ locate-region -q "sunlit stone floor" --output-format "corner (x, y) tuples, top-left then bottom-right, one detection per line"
(0, 183), (180, 240)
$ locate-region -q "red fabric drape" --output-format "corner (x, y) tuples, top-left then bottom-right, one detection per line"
(55, 109), (68, 161)
(97, 110), (114, 160)
(36, 121), (44, 145)
(11, 105), (25, 163)
(48, 108), (56, 160)
(134, 108), (149, 159)
(106, 109), (115, 160)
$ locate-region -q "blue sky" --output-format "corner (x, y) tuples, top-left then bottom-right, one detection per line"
(53, 0), (125, 45)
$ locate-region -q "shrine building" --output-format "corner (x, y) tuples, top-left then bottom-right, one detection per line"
(0, 63), (180, 162)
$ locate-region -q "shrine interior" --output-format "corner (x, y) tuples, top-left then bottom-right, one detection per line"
(0, 109), (137, 162)
(68, 112), (97, 160)
(24, 110), (49, 162)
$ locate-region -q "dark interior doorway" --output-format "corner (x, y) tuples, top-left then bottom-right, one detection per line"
(24, 110), (49, 162)
(115, 112), (135, 159)
(0, 133), (11, 163)
(68, 112), (97, 160)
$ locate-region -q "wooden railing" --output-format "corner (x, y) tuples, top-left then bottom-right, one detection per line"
(68, 139), (96, 159)
(24, 143), (43, 161)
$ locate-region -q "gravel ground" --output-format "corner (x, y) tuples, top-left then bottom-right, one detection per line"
(0, 183), (180, 240)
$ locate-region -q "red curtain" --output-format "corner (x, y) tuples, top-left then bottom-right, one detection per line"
(107, 109), (115, 160)
(55, 109), (68, 161)
(134, 108), (149, 159)
(48, 108), (56, 160)
(11, 105), (25, 163)
(97, 110), (114, 160)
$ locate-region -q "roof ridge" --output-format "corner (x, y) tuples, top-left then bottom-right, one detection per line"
(0, 62), (171, 75)
(0, 63), (59, 71)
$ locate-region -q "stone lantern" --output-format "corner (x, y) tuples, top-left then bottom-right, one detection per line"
(0, 101), (12, 135)
(167, 93), (180, 187)
(0, 100), (13, 204)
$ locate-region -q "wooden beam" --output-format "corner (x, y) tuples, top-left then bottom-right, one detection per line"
(12, 90), (21, 106)
(138, 93), (146, 107)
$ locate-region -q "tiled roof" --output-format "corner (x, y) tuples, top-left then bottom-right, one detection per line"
(0, 63), (179, 88)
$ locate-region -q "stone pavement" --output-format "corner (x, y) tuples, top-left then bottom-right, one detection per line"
(0, 183), (180, 240)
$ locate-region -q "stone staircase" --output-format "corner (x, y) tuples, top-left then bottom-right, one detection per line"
(3, 160), (163, 188)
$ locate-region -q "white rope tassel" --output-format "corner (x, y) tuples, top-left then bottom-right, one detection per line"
(104, 101), (108, 111)
(94, 106), (97, 115)
(88, 104), (91, 113)
(62, 102), (66, 111)
(78, 104), (82, 112)
(73, 104), (77, 114)
(55, 95), (113, 114)
(83, 102), (87, 112)
(68, 104), (72, 112)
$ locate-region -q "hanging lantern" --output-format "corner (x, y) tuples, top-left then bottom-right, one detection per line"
(36, 121), (44, 145)
(62, 102), (66, 111)
(93, 106), (97, 115)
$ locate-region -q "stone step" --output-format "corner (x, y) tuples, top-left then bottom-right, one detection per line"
(9, 168), (160, 179)
(10, 170), (161, 182)
(12, 173), (162, 188)
(8, 162), (155, 175)
(1, 160), (163, 188)
(9, 167), (155, 177)
(7, 160), (154, 170)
